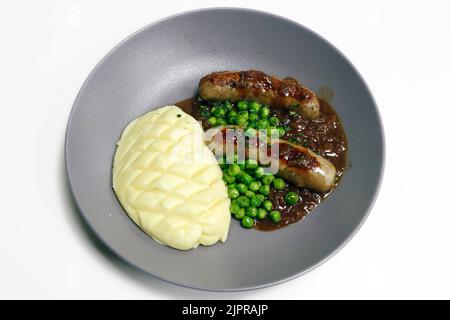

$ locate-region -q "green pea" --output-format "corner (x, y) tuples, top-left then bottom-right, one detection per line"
(236, 195), (250, 208)
(230, 201), (240, 214)
(216, 118), (227, 126)
(269, 210), (281, 223)
(228, 110), (237, 118)
(248, 113), (259, 122)
(228, 116), (236, 124)
(249, 181), (261, 192)
(256, 194), (266, 202)
(254, 167), (265, 178)
(234, 208), (246, 220)
(245, 190), (256, 198)
(238, 111), (249, 120)
(223, 173), (236, 184)
(259, 184), (270, 196)
(238, 172), (253, 185)
(246, 206), (258, 218)
(228, 183), (236, 189)
(250, 196), (262, 207)
(223, 101), (232, 111)
(236, 114), (247, 127)
(208, 117), (218, 126)
(285, 192), (300, 205)
(241, 216), (255, 228)
(259, 106), (270, 118)
(273, 178), (286, 190)
(245, 127), (257, 137)
(237, 101), (248, 110)
(212, 106), (226, 117)
(249, 101), (261, 113)
(278, 127), (286, 137)
(263, 200), (273, 211)
(246, 159), (258, 170)
(261, 175), (274, 185)
(228, 187), (240, 199)
(247, 121), (257, 128)
(236, 183), (248, 194)
(257, 208), (267, 220)
(256, 119), (269, 129)
(228, 164), (241, 176)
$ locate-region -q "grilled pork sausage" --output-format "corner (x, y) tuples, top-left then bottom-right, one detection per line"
(199, 70), (320, 119)
(206, 127), (336, 192)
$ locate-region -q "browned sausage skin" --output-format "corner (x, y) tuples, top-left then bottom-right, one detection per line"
(199, 70), (320, 119)
(205, 127), (336, 192)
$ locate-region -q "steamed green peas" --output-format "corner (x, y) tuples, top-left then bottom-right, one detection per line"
(248, 113), (259, 122)
(257, 208), (267, 220)
(285, 192), (300, 205)
(259, 106), (270, 118)
(250, 196), (262, 207)
(256, 119), (269, 129)
(249, 101), (261, 113)
(208, 117), (218, 126)
(236, 195), (250, 208)
(223, 101), (232, 111)
(236, 114), (247, 127)
(259, 184), (270, 196)
(245, 190), (256, 198)
(247, 121), (257, 129)
(238, 172), (253, 185)
(237, 101), (248, 110)
(238, 111), (249, 120)
(246, 159), (258, 170)
(273, 178), (286, 190)
(223, 173), (236, 184)
(262, 200), (273, 211)
(212, 106), (226, 118)
(256, 194), (266, 202)
(216, 118), (227, 126)
(228, 110), (237, 118)
(261, 174), (274, 185)
(246, 206), (258, 218)
(228, 116), (237, 125)
(236, 183), (248, 194)
(234, 208), (246, 220)
(241, 216), (254, 228)
(269, 116), (280, 126)
(269, 210), (281, 223)
(228, 187), (240, 199)
(249, 181), (261, 192)
(228, 164), (241, 176)
(230, 201), (240, 214)
(254, 167), (265, 179)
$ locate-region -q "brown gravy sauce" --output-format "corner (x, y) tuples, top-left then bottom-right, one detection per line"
(176, 97), (348, 231)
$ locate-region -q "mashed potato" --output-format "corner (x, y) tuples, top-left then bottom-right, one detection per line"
(112, 106), (230, 250)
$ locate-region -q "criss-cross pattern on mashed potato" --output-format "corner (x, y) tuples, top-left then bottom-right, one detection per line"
(112, 106), (230, 250)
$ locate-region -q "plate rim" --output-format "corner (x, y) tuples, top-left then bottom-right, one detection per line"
(65, 7), (386, 291)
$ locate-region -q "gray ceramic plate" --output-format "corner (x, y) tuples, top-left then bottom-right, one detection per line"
(66, 8), (384, 291)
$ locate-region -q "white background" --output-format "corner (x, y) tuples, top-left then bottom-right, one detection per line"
(1, 0), (449, 299)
